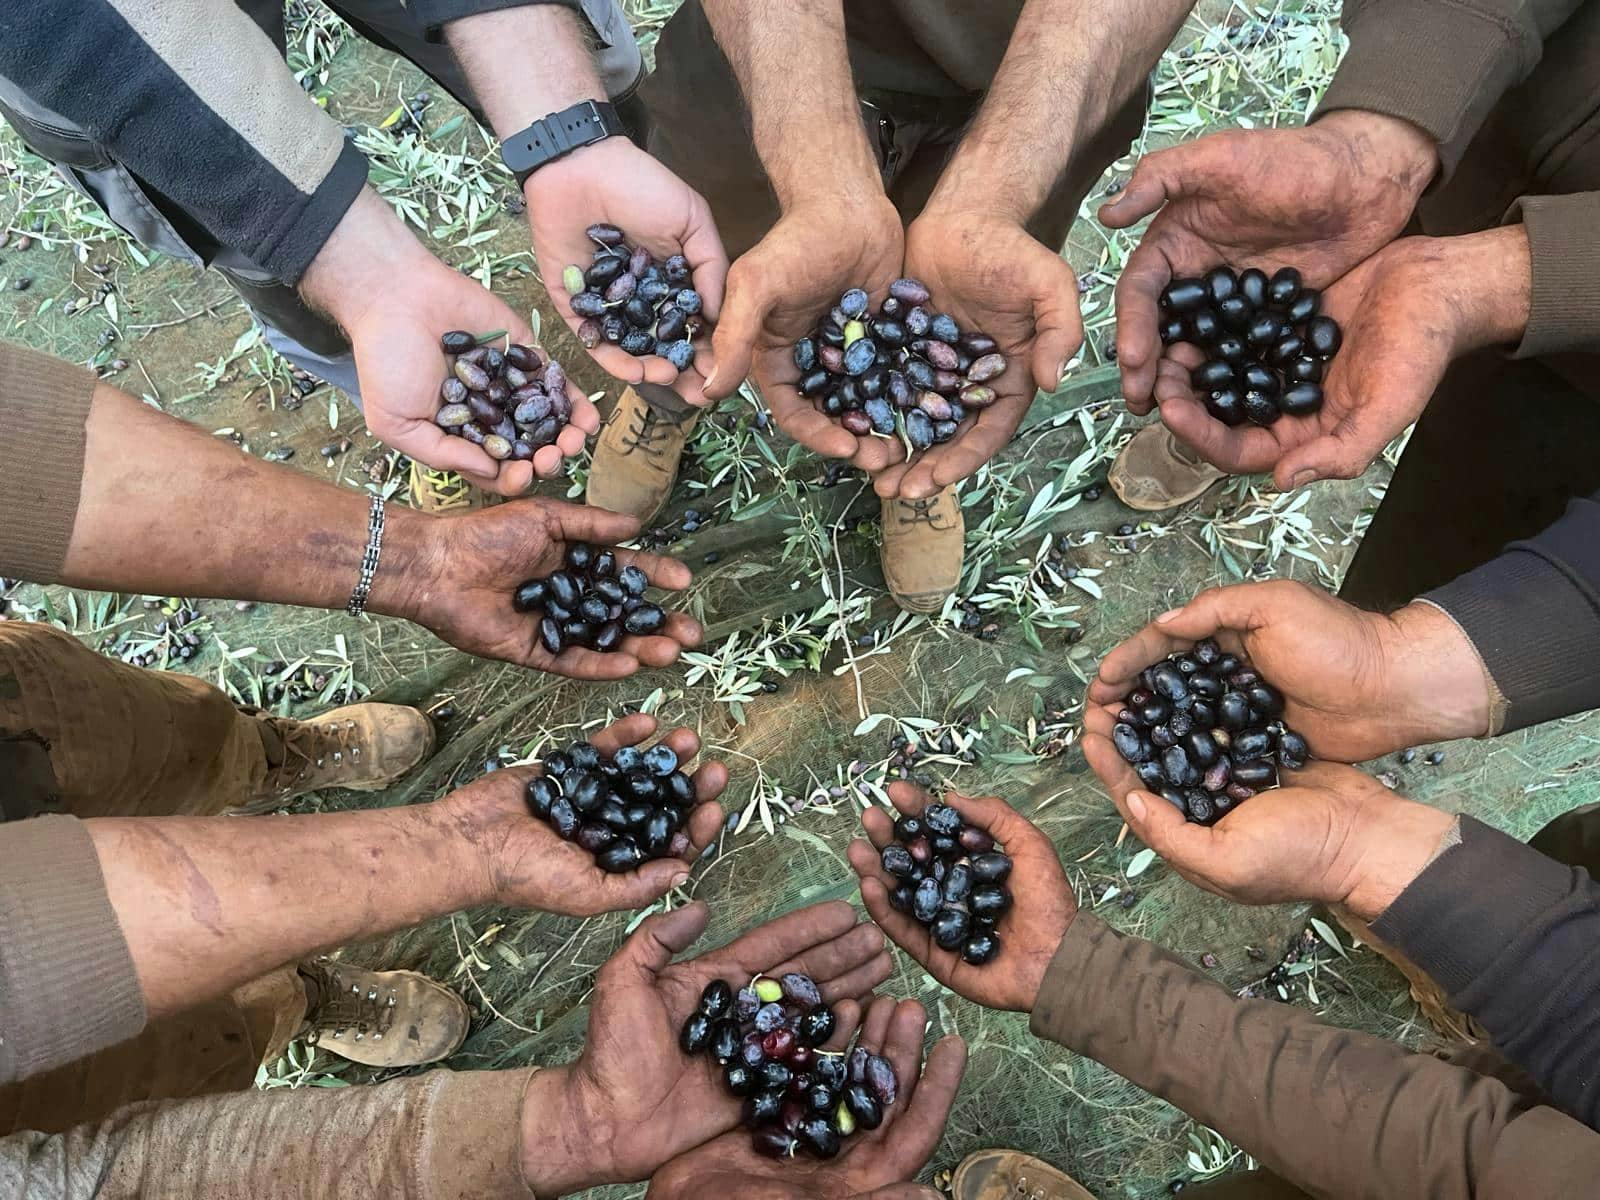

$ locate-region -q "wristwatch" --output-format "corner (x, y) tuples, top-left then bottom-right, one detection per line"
(501, 99), (625, 186)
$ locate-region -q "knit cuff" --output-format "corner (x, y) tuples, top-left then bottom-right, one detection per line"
(1506, 193), (1600, 359)
(0, 341), (96, 583)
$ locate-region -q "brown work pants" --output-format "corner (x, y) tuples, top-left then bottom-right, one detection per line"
(0, 622), (307, 1135)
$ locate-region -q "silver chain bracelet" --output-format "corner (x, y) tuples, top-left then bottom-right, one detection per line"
(346, 496), (386, 617)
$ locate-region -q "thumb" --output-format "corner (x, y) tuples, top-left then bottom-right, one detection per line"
(1151, 582), (1269, 643)
(545, 498), (643, 548)
(601, 901), (710, 987)
(1097, 144), (1190, 229)
(704, 265), (769, 399)
(1273, 428), (1372, 490)
(1028, 262), (1085, 394)
(1121, 790), (1219, 875)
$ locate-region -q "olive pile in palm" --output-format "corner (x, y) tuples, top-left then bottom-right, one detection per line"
(525, 736), (697, 873)
(680, 973), (897, 1161)
(434, 331), (573, 460)
(511, 542), (666, 656)
(1159, 266), (1342, 427)
(565, 224), (704, 370)
(1111, 638), (1310, 825)
(879, 802), (1011, 965)
(793, 278), (1007, 450)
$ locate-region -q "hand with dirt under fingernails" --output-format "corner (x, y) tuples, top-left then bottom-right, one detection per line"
(519, 900), (896, 1194)
(648, 995), (966, 1200)
(849, 783), (1077, 1013)
(1084, 580), (1493, 766)
(440, 714), (727, 915)
(405, 498), (702, 680)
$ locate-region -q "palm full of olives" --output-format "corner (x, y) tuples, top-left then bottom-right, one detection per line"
(880, 802), (1012, 966)
(680, 973), (897, 1162)
(1159, 266), (1342, 427)
(524, 736), (697, 873)
(434, 331), (573, 461)
(1111, 638), (1309, 824)
(511, 542), (666, 657)
(565, 223), (704, 370)
(793, 278), (1007, 450)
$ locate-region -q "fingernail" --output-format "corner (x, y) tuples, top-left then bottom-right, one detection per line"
(703, 368), (719, 392)
(1289, 468), (1317, 489)
(672, 872), (690, 889)
(1057, 359), (1071, 386)
(1128, 792), (1147, 821)
(1155, 606), (1184, 623)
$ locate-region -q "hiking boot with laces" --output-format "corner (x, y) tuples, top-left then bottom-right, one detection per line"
(880, 484), (964, 614)
(587, 386), (699, 523)
(243, 703), (436, 810)
(297, 958), (469, 1068)
(407, 460), (483, 514)
(1107, 423), (1226, 512)
(953, 1149), (1098, 1200)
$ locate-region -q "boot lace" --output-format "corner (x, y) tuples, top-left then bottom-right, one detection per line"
(302, 960), (396, 1046)
(893, 496), (956, 532)
(261, 714), (364, 794)
(615, 403), (686, 462)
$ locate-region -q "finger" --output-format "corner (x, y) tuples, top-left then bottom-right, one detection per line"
(1081, 729), (1143, 806)
(390, 421), (502, 482)
(876, 998), (929, 1118)
(564, 388), (603, 435)
(683, 202), (730, 325)
(851, 432), (904, 475)
(620, 623), (702, 666)
(587, 713), (660, 756)
(1029, 278), (1085, 396)
(925, 404), (1026, 492)
(857, 874), (941, 969)
(767, 387), (864, 460)
(940, 791), (1048, 853)
(819, 950), (894, 1005)
(717, 900), (861, 975)
(884, 781), (933, 817)
(656, 725), (702, 766)
(531, 442), (571, 481)
(540, 646), (644, 680)
(581, 341), (650, 387)
(1113, 244), (1178, 412)
(823, 997), (864, 1053)
(547, 501), (644, 549)
(1157, 392), (1277, 477)
(1150, 580), (1301, 646)
(871, 459), (913, 499)
(1115, 789), (1227, 881)
(1096, 148), (1183, 229)
(873, 1036), (967, 1180)
(1271, 412), (1380, 489)
(683, 784), (728, 851)
(599, 856), (695, 907)
(857, 994), (898, 1054)
(612, 547), (694, 593)
(859, 812), (894, 851)
(704, 268), (766, 399)
(1088, 618), (1202, 703)
(598, 900), (710, 988)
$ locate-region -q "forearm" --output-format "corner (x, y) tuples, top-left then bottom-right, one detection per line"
(445, 5), (606, 137)
(1030, 913), (1600, 1198)
(698, 0), (879, 209)
(925, 0), (1192, 223)
(85, 803), (490, 1018)
(58, 376), (436, 621)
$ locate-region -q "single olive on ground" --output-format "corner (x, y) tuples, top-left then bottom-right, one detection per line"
(524, 735), (697, 873)
(1110, 637), (1311, 825)
(511, 542), (667, 656)
(433, 330), (575, 461)
(679, 972), (898, 1162)
(878, 801), (1013, 966)
(792, 278), (1008, 450)
(1158, 266), (1343, 427)
(564, 223), (706, 370)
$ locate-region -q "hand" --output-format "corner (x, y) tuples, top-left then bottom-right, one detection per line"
(706, 193), (907, 467)
(848, 782), (1078, 1012)
(399, 498), (702, 679)
(520, 900), (896, 1193)
(1083, 580), (1493, 765)
(1150, 226), (1532, 488)
(438, 713), (727, 912)
(1080, 747), (1453, 921)
(302, 190), (599, 494)
(871, 210), (1080, 499)
(1101, 111), (1437, 413)
(527, 138), (729, 405)
(648, 994), (967, 1200)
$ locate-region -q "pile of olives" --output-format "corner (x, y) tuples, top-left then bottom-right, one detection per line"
(879, 802), (1012, 966)
(511, 542), (667, 656)
(524, 736), (697, 873)
(565, 224), (704, 370)
(1159, 266), (1342, 427)
(433, 331), (572, 460)
(793, 278), (1007, 450)
(680, 972), (897, 1161)
(1111, 638), (1309, 825)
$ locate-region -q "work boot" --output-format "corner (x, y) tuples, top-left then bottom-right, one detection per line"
(1107, 423), (1226, 512)
(880, 484), (964, 614)
(297, 957), (469, 1068)
(586, 386), (699, 523)
(407, 460), (483, 513)
(244, 703), (436, 810)
(953, 1149), (1098, 1200)
(1333, 908), (1484, 1043)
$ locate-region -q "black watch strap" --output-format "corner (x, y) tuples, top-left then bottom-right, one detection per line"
(501, 99), (624, 185)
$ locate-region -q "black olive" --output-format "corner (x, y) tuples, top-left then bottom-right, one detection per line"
(1162, 278), (1209, 313)
(923, 804), (962, 836)
(1286, 290), (1320, 324)
(1213, 335), (1247, 363)
(1161, 744), (1198, 787)
(619, 564), (650, 596)
(512, 579), (547, 613)
(575, 821), (613, 854)
(1217, 295), (1253, 331)
(1286, 356), (1323, 385)
(624, 604), (666, 635)
(844, 1083), (883, 1129)
(797, 1115), (841, 1159)
(1151, 663), (1189, 703)
(1280, 382), (1323, 417)
(1238, 267), (1269, 309)
(1206, 388), (1246, 427)
(680, 1011), (712, 1054)
(1159, 316), (1187, 345)
(1187, 309), (1221, 345)
(525, 776), (557, 817)
(1188, 670), (1223, 698)
(539, 617), (565, 655)
(744, 1090), (784, 1126)
(1246, 681), (1285, 718)
(797, 1006), (836, 1046)
(1232, 728), (1274, 760)
(440, 330), (476, 355)
(1230, 758), (1277, 788)
(700, 979), (734, 1018)
(912, 877), (942, 923)
(597, 838), (645, 873)
(1191, 359), (1236, 391)
(547, 571), (581, 609)
(1219, 692), (1252, 730)
(562, 619), (596, 647)
(708, 1018), (740, 1063)
(943, 862), (973, 904)
(1305, 315), (1342, 357)
(1184, 728), (1221, 767)
(1267, 266), (1301, 306)
(1203, 266), (1238, 305)
(931, 907), (971, 951)
(1242, 390), (1280, 426)
(970, 884), (1011, 920)
(970, 852), (1012, 884)
(881, 843), (917, 878)
(1187, 790), (1217, 825)
(895, 814), (925, 841)
(1278, 728), (1310, 769)
(1114, 722), (1152, 763)
(593, 621), (624, 652)
(1245, 312), (1284, 349)
(1136, 759), (1168, 788)
(1137, 695), (1172, 726)
(724, 1063), (756, 1096)
(961, 932), (1001, 965)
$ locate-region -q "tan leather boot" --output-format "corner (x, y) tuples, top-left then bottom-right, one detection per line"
(586, 386), (700, 523)
(953, 1149), (1098, 1200)
(1333, 907), (1485, 1043)
(407, 460), (484, 513)
(880, 484), (964, 614)
(244, 703), (436, 810)
(298, 958), (469, 1068)
(1107, 423), (1226, 512)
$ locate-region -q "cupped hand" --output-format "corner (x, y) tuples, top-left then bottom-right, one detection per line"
(528, 899), (896, 1190)
(871, 211), (1080, 500)
(403, 498), (701, 679)
(527, 138), (729, 405)
(647, 994), (967, 1200)
(440, 713), (727, 913)
(1084, 580), (1492, 765)
(848, 782), (1077, 1013)
(1101, 111), (1437, 414)
(706, 193), (906, 466)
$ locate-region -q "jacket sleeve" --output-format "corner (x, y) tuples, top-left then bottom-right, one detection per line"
(0, 816), (145, 1085)
(1372, 815), (1600, 1127)
(1503, 191), (1600, 359)
(1314, 0), (1588, 179)
(1030, 911), (1600, 1199)
(0, 1068), (536, 1200)
(1421, 492), (1600, 733)
(0, 1), (368, 284)
(0, 342), (95, 585)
